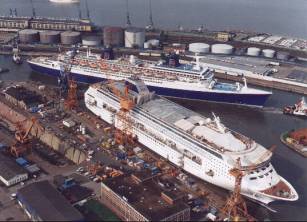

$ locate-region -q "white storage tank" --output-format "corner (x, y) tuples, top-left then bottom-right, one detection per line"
(189, 43), (210, 53)
(82, 35), (101, 46)
(247, 47), (261, 56)
(262, 49), (275, 58)
(125, 27), (145, 48)
(211, 44), (233, 54)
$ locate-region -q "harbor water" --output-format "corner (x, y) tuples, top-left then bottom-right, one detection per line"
(0, 54), (307, 220)
(0, 0), (307, 38)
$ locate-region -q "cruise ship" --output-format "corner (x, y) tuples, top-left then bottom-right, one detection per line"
(28, 49), (272, 107)
(84, 78), (298, 204)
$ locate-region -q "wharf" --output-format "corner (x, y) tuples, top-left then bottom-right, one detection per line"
(280, 131), (307, 158)
(0, 80), (257, 221)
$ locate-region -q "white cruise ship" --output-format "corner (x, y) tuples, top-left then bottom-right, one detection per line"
(84, 77), (298, 205)
(28, 49), (272, 107)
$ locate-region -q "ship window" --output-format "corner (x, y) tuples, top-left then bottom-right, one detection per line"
(259, 175), (264, 178)
(269, 169), (273, 173)
(249, 177), (257, 180)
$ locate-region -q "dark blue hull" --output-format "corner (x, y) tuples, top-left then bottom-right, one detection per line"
(29, 62), (270, 106)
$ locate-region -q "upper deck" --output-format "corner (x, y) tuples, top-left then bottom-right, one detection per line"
(90, 80), (272, 168)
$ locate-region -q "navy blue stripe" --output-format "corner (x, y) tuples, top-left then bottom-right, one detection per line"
(29, 62), (270, 106)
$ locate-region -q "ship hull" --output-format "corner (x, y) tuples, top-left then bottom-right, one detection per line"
(29, 62), (270, 107)
(84, 86), (298, 204)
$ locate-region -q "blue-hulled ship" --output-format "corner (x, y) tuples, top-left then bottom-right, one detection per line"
(28, 49), (272, 107)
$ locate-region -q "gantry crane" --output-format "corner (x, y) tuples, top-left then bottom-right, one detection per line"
(58, 50), (78, 110)
(223, 145), (276, 221)
(107, 80), (135, 145)
(11, 117), (37, 158)
(223, 158), (250, 221)
(87, 162), (103, 176)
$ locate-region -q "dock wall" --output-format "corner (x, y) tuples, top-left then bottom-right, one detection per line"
(0, 100), (85, 164)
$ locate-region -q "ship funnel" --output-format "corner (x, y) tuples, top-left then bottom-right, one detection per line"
(212, 112), (226, 134)
(242, 77), (248, 89)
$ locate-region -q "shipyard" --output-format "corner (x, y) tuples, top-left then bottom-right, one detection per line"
(0, 0), (307, 221)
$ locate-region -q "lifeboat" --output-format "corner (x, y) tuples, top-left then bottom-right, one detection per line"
(89, 63), (98, 69)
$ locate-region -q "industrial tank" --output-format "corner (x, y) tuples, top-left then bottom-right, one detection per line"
(60, 31), (81, 45)
(125, 27), (145, 48)
(39, 31), (60, 44)
(211, 44), (233, 54)
(247, 47), (261, 56)
(19, 29), (39, 44)
(188, 43), (210, 53)
(103, 26), (124, 47)
(82, 36), (101, 46)
(262, 49), (275, 58)
(277, 51), (290, 60)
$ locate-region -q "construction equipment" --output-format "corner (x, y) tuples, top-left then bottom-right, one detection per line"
(59, 50), (78, 110)
(88, 162), (103, 175)
(11, 117), (37, 158)
(64, 77), (78, 110)
(223, 158), (250, 221)
(107, 80), (136, 145)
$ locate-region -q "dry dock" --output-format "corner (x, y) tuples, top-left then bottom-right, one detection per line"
(0, 80), (257, 221)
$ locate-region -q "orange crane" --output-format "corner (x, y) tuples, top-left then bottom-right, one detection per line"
(223, 158), (250, 221)
(223, 145), (276, 221)
(11, 117), (37, 158)
(107, 80), (136, 145)
(64, 77), (78, 110)
(88, 162), (103, 175)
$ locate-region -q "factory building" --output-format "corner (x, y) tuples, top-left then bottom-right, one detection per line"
(0, 16), (29, 29)
(216, 32), (233, 42)
(0, 16), (92, 31)
(0, 152), (28, 187)
(30, 18), (92, 32)
(17, 180), (84, 221)
(100, 173), (190, 221)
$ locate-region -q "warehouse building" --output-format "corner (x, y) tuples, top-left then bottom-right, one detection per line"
(0, 16), (92, 32)
(0, 152), (28, 186)
(0, 16), (29, 29)
(17, 180), (84, 221)
(100, 173), (190, 221)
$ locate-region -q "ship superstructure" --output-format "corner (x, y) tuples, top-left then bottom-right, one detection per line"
(84, 78), (298, 204)
(284, 97), (307, 117)
(28, 50), (272, 107)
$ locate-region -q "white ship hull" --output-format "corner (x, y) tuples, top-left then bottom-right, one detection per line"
(28, 58), (271, 107)
(85, 83), (298, 204)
